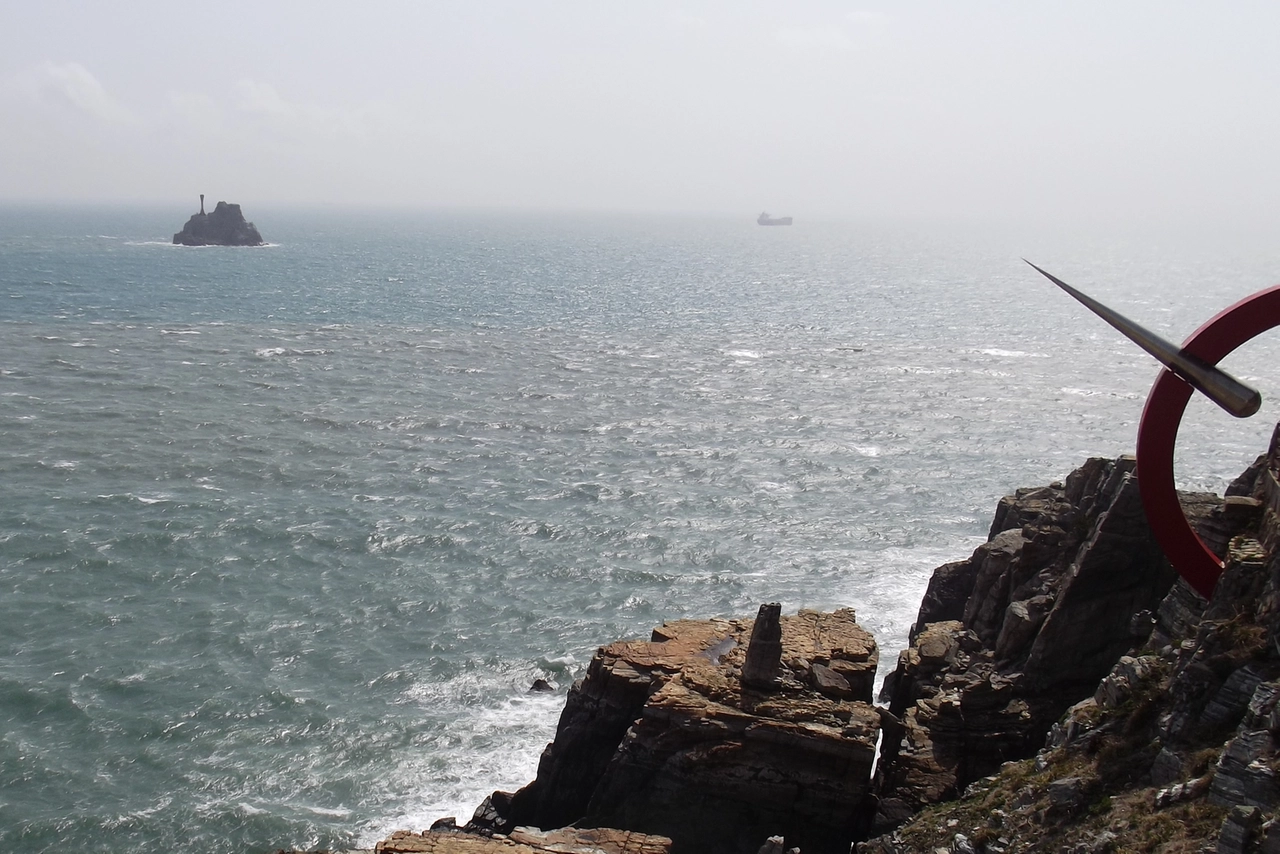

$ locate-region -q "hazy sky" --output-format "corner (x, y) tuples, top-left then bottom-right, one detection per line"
(4, 2), (1280, 227)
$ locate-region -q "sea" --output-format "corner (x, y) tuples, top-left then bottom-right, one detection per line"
(3, 205), (1280, 853)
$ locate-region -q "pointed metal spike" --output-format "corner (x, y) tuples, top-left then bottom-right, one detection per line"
(1025, 260), (1261, 418)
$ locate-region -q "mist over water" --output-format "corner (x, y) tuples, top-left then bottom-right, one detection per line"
(3, 207), (1280, 851)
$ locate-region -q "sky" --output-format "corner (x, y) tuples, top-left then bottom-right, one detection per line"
(3, 2), (1280, 228)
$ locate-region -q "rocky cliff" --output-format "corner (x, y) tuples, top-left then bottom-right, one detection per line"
(371, 429), (1280, 854)
(861, 426), (1280, 854)
(868, 454), (1194, 831)
(172, 201), (264, 246)
(480, 609), (881, 854)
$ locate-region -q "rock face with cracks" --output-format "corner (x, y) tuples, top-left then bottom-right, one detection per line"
(868, 455), (1224, 833)
(482, 609), (880, 854)
(859, 424), (1280, 854)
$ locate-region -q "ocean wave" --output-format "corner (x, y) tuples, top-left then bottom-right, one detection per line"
(254, 347), (333, 358)
(973, 347), (1048, 358)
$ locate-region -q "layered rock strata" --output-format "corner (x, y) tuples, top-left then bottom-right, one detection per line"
(376, 826), (672, 854)
(478, 608), (880, 854)
(858, 425), (1280, 853)
(868, 454), (1237, 832)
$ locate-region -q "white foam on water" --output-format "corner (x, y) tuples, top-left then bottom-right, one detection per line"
(835, 541), (985, 688)
(1061, 386), (1142, 400)
(973, 348), (1048, 358)
(359, 677), (564, 847)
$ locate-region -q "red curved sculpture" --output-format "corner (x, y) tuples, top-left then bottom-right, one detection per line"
(1136, 285), (1280, 599)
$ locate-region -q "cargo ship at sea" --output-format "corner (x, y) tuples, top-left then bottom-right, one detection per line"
(757, 212), (792, 226)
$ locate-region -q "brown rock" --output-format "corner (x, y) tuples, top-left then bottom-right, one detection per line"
(493, 609), (879, 854)
(376, 826), (672, 854)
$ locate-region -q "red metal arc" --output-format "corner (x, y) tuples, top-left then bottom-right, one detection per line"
(1136, 284), (1280, 599)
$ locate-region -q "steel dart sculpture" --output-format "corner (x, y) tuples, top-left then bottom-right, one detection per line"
(1026, 261), (1280, 599)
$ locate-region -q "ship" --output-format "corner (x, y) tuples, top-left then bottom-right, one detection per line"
(757, 212), (793, 226)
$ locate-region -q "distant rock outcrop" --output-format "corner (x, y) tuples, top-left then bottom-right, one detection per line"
(172, 200), (264, 246)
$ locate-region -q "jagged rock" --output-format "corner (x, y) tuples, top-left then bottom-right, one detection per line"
(910, 560), (977, 642)
(1151, 577), (1208, 648)
(1149, 747), (1184, 786)
(172, 200), (264, 246)
(871, 457), (1183, 833)
(1046, 776), (1092, 814)
(1217, 805), (1263, 854)
(495, 609), (878, 854)
(465, 790), (516, 836)
(754, 837), (799, 854)
(742, 603), (783, 689)
(1155, 773), (1213, 808)
(994, 595), (1053, 663)
(1202, 665), (1269, 731)
(1094, 655), (1160, 710)
(1019, 463), (1176, 699)
(1047, 697), (1099, 750)
(1211, 728), (1280, 810)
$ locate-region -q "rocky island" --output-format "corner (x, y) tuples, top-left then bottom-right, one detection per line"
(352, 426), (1280, 854)
(172, 195), (264, 246)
